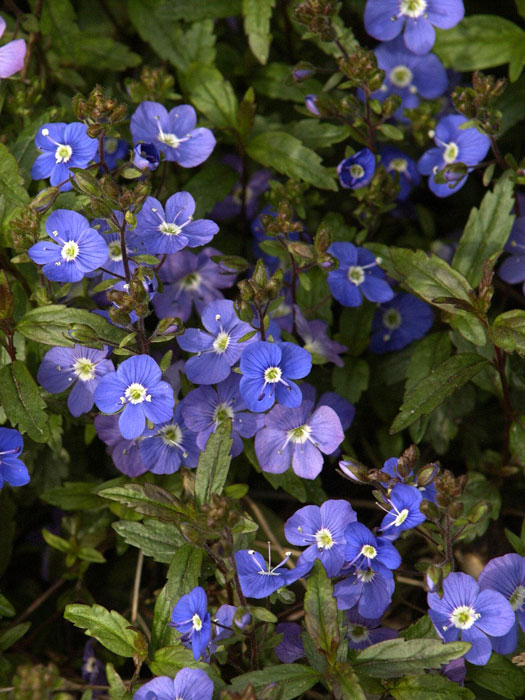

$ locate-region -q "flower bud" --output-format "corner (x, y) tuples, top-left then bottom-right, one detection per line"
(417, 463), (439, 488)
(468, 501), (490, 524)
(305, 94), (321, 117)
(419, 499), (440, 520)
(425, 564), (443, 592)
(133, 142), (160, 171)
(338, 458), (369, 483)
(448, 501), (464, 519)
(30, 186), (60, 213)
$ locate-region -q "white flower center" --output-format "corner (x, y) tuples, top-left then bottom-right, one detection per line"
(443, 142), (459, 164)
(124, 382), (149, 404)
(181, 272), (202, 291)
(382, 308), (402, 330)
(108, 241), (123, 262)
(55, 144), (73, 163)
(161, 423), (183, 447)
(389, 158), (408, 174)
(61, 240), (80, 262)
(348, 265), (365, 286)
(449, 605), (480, 630)
(213, 402), (234, 424)
(157, 132), (181, 148)
(72, 358), (96, 382)
(389, 65), (413, 88)
(360, 544), (377, 559)
(347, 624), (370, 642)
(213, 331), (231, 354)
(394, 508), (409, 527)
(264, 366), (282, 383)
(315, 527), (334, 550)
(159, 221), (182, 236)
(286, 424), (312, 444)
(350, 164), (365, 179)
(357, 569), (375, 583)
(400, 0), (427, 18)
(510, 585), (525, 611)
(192, 613), (203, 631)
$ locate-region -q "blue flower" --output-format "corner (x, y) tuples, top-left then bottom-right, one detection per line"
(130, 101), (215, 167)
(284, 500), (357, 576)
(275, 623), (305, 663)
(334, 563), (395, 619)
(100, 137), (129, 171)
(418, 114), (490, 198)
(178, 299), (256, 385)
(478, 553), (525, 655)
(380, 483), (426, 539)
(0, 16), (26, 78)
(212, 155), (271, 221)
(234, 548), (307, 599)
(344, 607), (398, 650)
(255, 399), (344, 480)
(327, 242), (394, 307)
(344, 522), (402, 574)
(370, 37), (447, 121)
(370, 293), (434, 354)
(0, 427), (29, 489)
(380, 456), (437, 504)
(239, 341), (312, 413)
(498, 218), (525, 293)
(169, 587), (212, 660)
(364, 0), (465, 55)
(28, 209), (109, 283)
(305, 95), (321, 117)
(133, 192), (218, 255)
(338, 148), (375, 189)
(132, 142), (160, 171)
(139, 401), (200, 474)
(94, 415), (147, 477)
(94, 355), (174, 440)
(428, 571), (515, 666)
(133, 668), (213, 700)
(380, 147), (420, 200)
(37, 345), (114, 417)
(93, 228), (137, 281)
(31, 122), (98, 191)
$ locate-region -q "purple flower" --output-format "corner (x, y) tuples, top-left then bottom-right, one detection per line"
(305, 95), (321, 117)
(28, 209), (109, 283)
(478, 553), (525, 655)
(234, 548), (308, 599)
(380, 483), (426, 539)
(239, 341), (312, 413)
(133, 192), (218, 255)
(212, 604), (251, 645)
(344, 607), (398, 650)
(94, 355), (174, 440)
(178, 299), (256, 385)
(428, 571), (515, 666)
(344, 522), (402, 572)
(94, 414), (147, 477)
(139, 401), (200, 474)
(37, 345), (114, 417)
(130, 101), (215, 167)
(133, 668), (213, 700)
(255, 399), (344, 479)
(418, 115), (490, 198)
(294, 305), (347, 368)
(81, 640), (106, 690)
(364, 0), (465, 55)
(334, 563), (395, 618)
(380, 148), (420, 200)
(318, 391), (355, 432)
(182, 374), (261, 457)
(132, 142), (159, 171)
(327, 242), (394, 308)
(152, 247), (237, 323)
(100, 138), (129, 171)
(169, 587), (212, 661)
(370, 293), (434, 354)
(338, 148), (375, 189)
(0, 16), (26, 78)
(498, 218), (525, 293)
(371, 38), (447, 121)
(0, 427), (29, 488)
(275, 623), (305, 663)
(31, 123), (98, 191)
(284, 500), (357, 576)
(212, 155), (271, 220)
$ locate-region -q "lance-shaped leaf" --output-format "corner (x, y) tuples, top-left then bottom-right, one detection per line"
(99, 483), (187, 522)
(0, 361), (50, 443)
(113, 520), (185, 564)
(326, 662), (367, 700)
(64, 604), (147, 660)
(489, 310), (525, 355)
(242, 0), (276, 65)
(304, 560), (340, 661)
(353, 638), (470, 678)
(391, 354), (488, 433)
(391, 673), (475, 699)
(0, 622), (31, 651)
(452, 175), (515, 287)
(194, 419), (233, 506)
(229, 665), (322, 700)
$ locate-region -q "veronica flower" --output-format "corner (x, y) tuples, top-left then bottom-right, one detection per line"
(275, 623), (305, 663)
(212, 604), (251, 645)
(498, 218), (525, 294)
(344, 522), (401, 573)
(0, 15), (26, 78)
(0, 428), (29, 489)
(294, 305), (347, 367)
(139, 401), (200, 474)
(327, 242), (394, 308)
(212, 155), (271, 220)
(81, 639), (107, 691)
(370, 293), (434, 354)
(94, 415), (147, 477)
(239, 341), (312, 413)
(133, 668), (213, 700)
(380, 147), (420, 200)
(28, 210), (109, 283)
(428, 571), (515, 666)
(178, 299), (256, 385)
(130, 101), (215, 167)
(132, 192), (219, 255)
(478, 553), (525, 655)
(380, 483), (426, 539)
(100, 137), (129, 171)
(31, 122), (98, 191)
(337, 149), (375, 189)
(170, 587), (212, 661)
(284, 500), (357, 577)
(334, 563), (395, 619)
(344, 607), (398, 650)
(381, 456), (437, 504)
(132, 142), (160, 171)
(254, 399), (344, 479)
(364, 0), (465, 55)
(94, 355), (174, 440)
(234, 547), (308, 599)
(95, 231), (137, 280)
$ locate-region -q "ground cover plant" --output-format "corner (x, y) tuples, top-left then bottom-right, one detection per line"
(1, 0), (525, 698)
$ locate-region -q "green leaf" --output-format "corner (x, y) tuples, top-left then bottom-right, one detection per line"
(405, 333), (452, 392)
(326, 662), (367, 700)
(0, 622), (31, 651)
(510, 418), (525, 468)
(42, 481), (105, 510)
(194, 420), (233, 506)
(99, 483), (186, 523)
(402, 615), (438, 641)
(0, 361), (50, 442)
(242, 0), (276, 65)
(434, 15), (525, 81)
(468, 653), (525, 699)
(452, 175), (515, 287)
(496, 73), (525, 134)
(150, 644), (224, 685)
(252, 63), (322, 103)
(185, 161), (239, 217)
(155, 0), (241, 21)
(304, 560), (340, 661)
(64, 604), (147, 659)
(489, 310), (525, 355)
(113, 520), (185, 564)
(106, 664), (132, 700)
(0, 143), (30, 229)
(391, 353), (488, 433)
(42, 529), (72, 554)
(354, 638), (470, 678)
(191, 76), (239, 129)
(246, 131), (337, 190)
(16, 304), (128, 348)
(291, 120), (351, 150)
(391, 673), (475, 699)
(229, 665), (322, 700)
(151, 544), (203, 651)
(332, 358), (369, 404)
(0, 594), (15, 618)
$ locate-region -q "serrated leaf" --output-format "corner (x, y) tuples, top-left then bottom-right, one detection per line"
(64, 604), (147, 659)
(291, 120), (351, 150)
(113, 519), (184, 564)
(468, 653), (525, 699)
(156, 0), (241, 22)
(99, 483), (186, 522)
(194, 420), (233, 506)
(304, 560), (340, 661)
(229, 665), (322, 700)
(452, 175), (515, 287)
(246, 131), (337, 190)
(489, 310), (525, 355)
(150, 644), (225, 686)
(354, 638), (470, 678)
(0, 143), (29, 228)
(0, 361), (50, 443)
(391, 354), (488, 433)
(242, 0), (276, 65)
(191, 76), (239, 129)
(391, 673), (475, 699)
